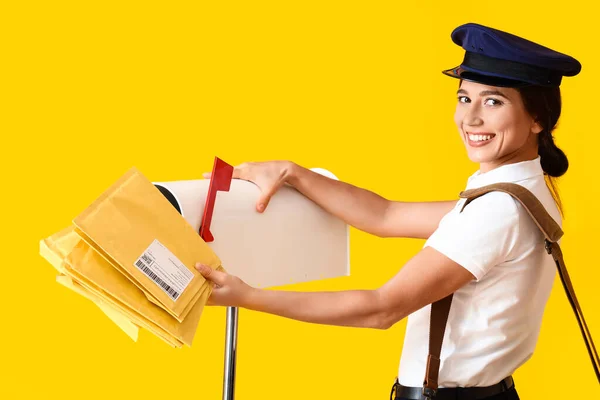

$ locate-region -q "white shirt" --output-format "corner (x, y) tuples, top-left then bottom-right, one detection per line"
(397, 156), (562, 387)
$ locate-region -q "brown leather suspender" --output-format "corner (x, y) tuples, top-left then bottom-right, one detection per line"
(422, 293), (453, 398)
(421, 182), (600, 398)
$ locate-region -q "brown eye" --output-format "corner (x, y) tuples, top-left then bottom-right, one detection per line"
(484, 98), (502, 106)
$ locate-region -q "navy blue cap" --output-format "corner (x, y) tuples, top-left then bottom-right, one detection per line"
(442, 23), (582, 87)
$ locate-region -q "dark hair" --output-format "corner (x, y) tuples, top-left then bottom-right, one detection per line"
(517, 85), (568, 216)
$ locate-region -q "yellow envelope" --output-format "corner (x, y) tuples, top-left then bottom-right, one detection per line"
(42, 226), (217, 347)
(41, 231), (170, 346)
(63, 258), (211, 348)
(39, 226), (81, 274)
(72, 167), (222, 322)
(56, 274), (140, 342)
(69, 273), (184, 348)
(40, 232), (141, 342)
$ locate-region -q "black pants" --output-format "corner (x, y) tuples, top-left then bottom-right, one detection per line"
(395, 387), (519, 400)
(392, 380), (520, 400)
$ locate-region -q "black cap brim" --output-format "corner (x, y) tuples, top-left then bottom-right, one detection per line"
(442, 66), (532, 88)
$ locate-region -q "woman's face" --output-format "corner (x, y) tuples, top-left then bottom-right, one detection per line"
(454, 80), (542, 172)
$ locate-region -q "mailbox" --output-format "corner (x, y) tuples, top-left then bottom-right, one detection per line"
(153, 163), (350, 289)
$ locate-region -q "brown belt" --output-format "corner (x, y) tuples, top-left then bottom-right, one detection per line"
(391, 376), (514, 400)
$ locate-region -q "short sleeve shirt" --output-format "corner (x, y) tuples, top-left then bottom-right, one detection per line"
(397, 157), (563, 387)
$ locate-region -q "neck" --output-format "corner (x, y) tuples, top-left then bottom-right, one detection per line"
(479, 144), (539, 174)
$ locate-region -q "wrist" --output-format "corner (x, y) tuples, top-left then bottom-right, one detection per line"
(241, 286), (263, 309)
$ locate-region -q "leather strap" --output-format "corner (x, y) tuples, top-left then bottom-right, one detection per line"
(422, 293), (453, 398)
(459, 182), (564, 242)
(422, 182), (599, 398)
(546, 238), (600, 381)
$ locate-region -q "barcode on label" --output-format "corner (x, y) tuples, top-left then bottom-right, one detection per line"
(135, 259), (180, 300)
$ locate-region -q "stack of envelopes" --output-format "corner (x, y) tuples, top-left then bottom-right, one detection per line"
(39, 167), (224, 348)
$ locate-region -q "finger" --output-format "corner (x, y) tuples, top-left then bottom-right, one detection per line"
(232, 163), (249, 180)
(257, 184), (280, 212)
(195, 263), (228, 285)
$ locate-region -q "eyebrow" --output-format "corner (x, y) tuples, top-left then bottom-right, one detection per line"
(457, 88), (511, 100)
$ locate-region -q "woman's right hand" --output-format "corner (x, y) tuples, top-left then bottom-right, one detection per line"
(203, 160), (295, 213)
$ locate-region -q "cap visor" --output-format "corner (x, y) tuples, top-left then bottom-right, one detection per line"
(442, 66), (530, 88)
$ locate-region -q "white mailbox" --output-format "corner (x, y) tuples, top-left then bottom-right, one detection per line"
(153, 159), (350, 289)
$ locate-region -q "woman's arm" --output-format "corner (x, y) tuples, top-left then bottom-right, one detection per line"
(378, 200), (457, 239)
(195, 246), (474, 329)
(285, 163), (457, 239)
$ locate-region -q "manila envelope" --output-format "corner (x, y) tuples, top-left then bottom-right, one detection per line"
(67, 270), (185, 348)
(42, 227), (218, 347)
(56, 274), (140, 343)
(40, 229), (180, 347)
(72, 167), (222, 323)
(63, 252), (216, 348)
(39, 228), (140, 342)
(39, 226), (81, 275)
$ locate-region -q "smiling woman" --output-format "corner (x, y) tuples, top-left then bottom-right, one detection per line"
(454, 80), (567, 215)
(194, 22), (598, 400)
(455, 82), (542, 171)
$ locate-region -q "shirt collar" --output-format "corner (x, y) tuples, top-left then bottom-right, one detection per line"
(465, 156), (544, 189)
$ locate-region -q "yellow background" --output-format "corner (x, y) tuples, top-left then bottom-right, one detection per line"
(2, 1), (598, 398)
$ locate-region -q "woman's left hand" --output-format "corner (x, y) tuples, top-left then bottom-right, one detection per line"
(195, 263), (255, 307)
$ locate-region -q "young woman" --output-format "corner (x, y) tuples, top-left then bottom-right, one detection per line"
(196, 23), (584, 399)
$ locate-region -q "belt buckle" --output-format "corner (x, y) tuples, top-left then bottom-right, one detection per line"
(422, 387), (436, 399)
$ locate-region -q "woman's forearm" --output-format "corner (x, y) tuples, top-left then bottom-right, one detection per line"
(242, 287), (387, 329)
(286, 162), (457, 240)
(285, 163), (391, 237)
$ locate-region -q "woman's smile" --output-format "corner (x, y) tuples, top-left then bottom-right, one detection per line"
(466, 132), (497, 147)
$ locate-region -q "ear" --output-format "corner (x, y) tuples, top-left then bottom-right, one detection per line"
(531, 119), (543, 134)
